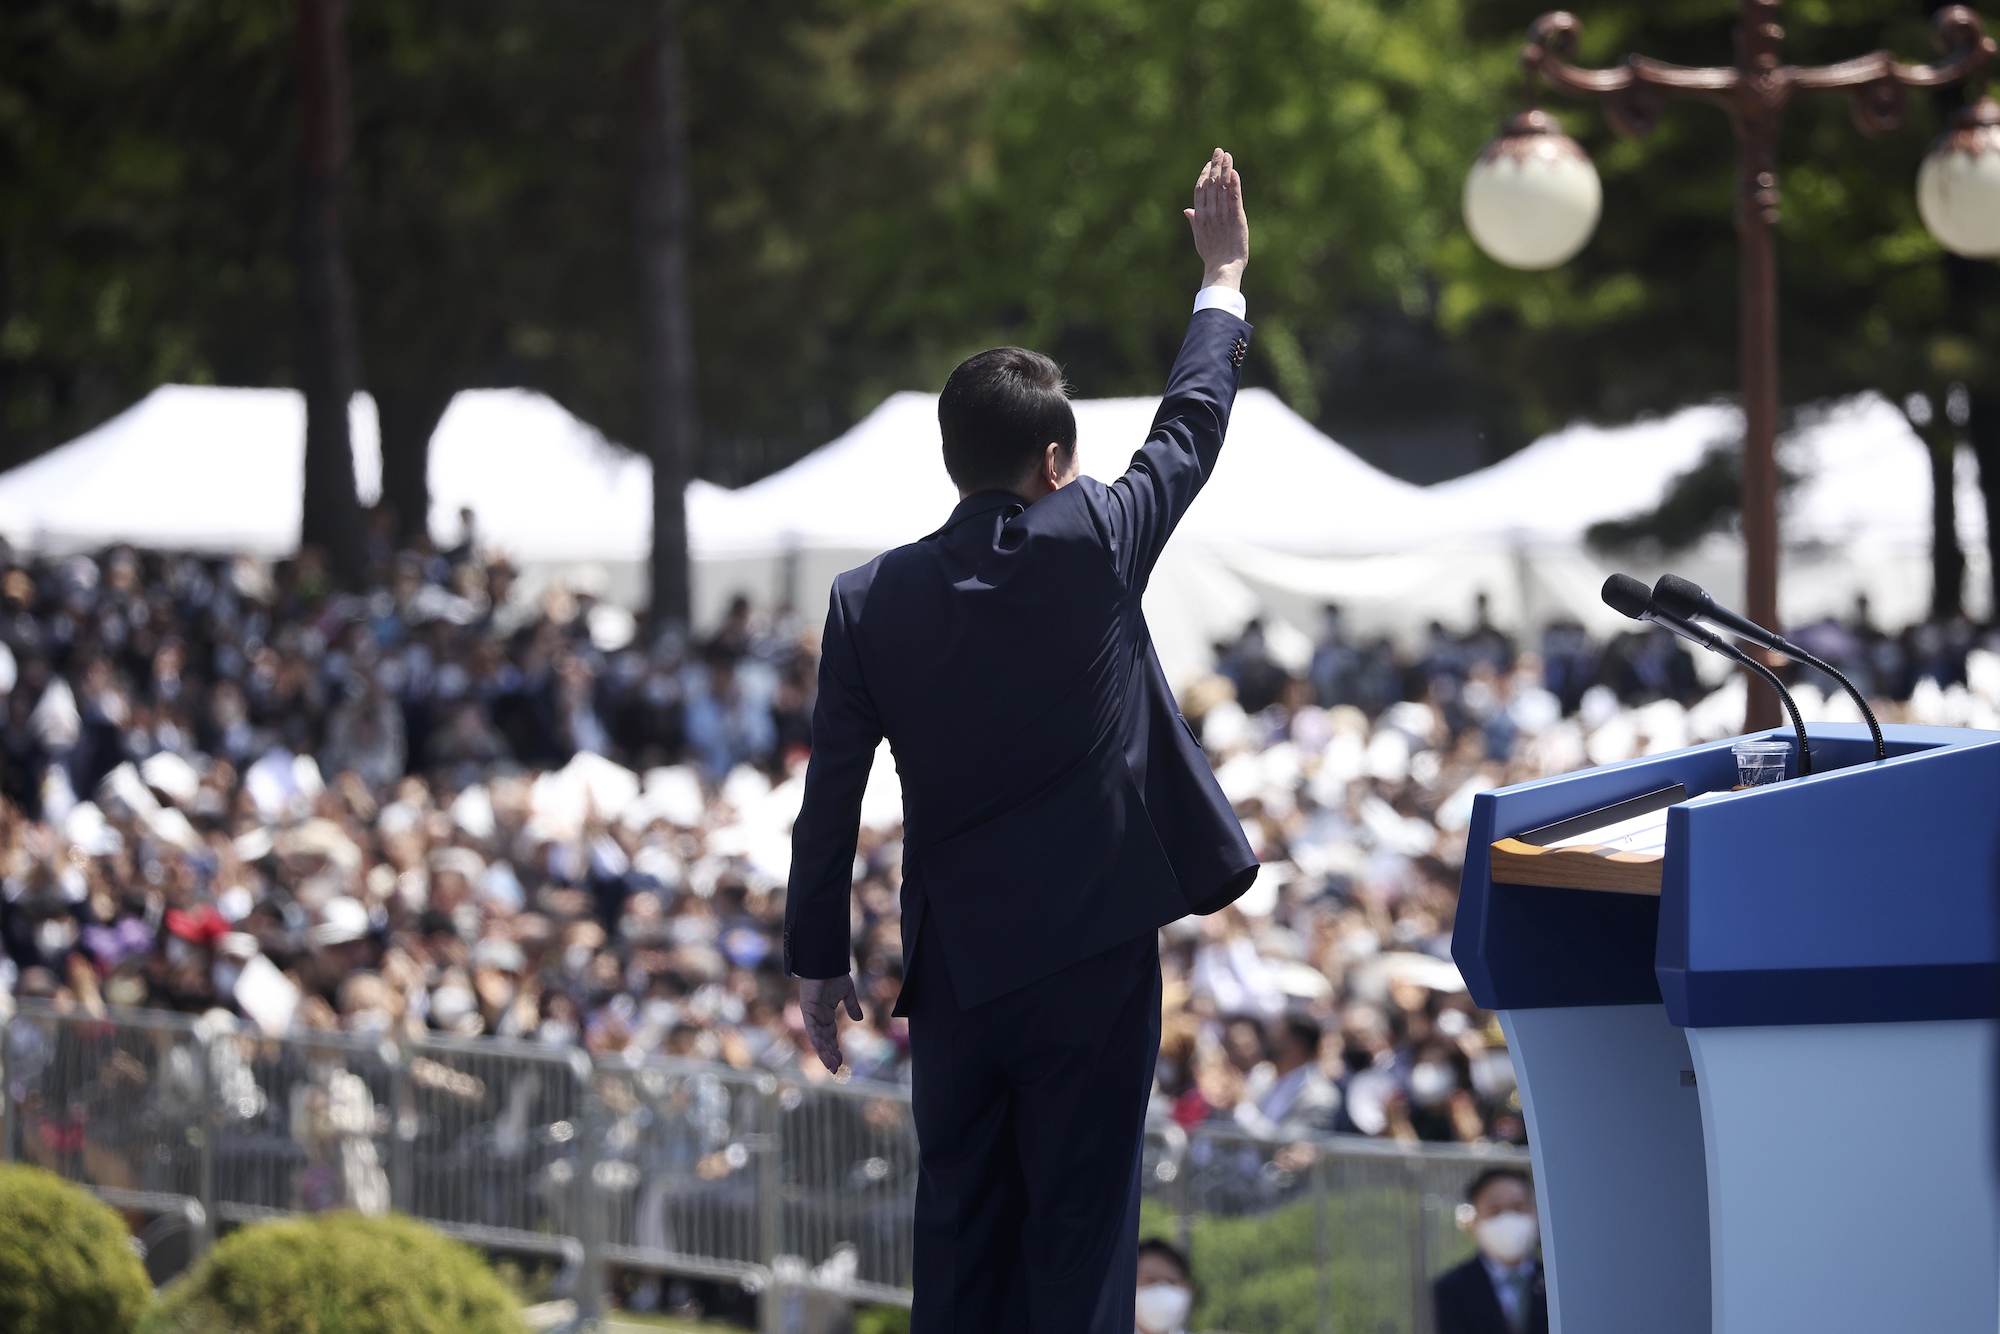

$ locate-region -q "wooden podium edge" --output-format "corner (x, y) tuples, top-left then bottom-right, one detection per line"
(1489, 837), (1664, 897)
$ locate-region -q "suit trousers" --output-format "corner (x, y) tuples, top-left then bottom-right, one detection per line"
(905, 917), (1161, 1334)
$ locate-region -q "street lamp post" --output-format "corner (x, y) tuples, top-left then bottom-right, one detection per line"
(1465, 2), (2000, 728)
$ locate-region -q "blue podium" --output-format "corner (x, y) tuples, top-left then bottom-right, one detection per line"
(1453, 723), (2000, 1334)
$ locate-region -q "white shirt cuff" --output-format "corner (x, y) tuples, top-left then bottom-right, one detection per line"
(1193, 285), (1247, 320)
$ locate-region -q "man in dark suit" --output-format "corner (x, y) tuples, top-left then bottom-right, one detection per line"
(783, 149), (1257, 1334)
(1433, 1168), (1549, 1334)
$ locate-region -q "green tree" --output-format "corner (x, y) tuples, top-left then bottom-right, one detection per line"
(298, 0), (368, 583)
(0, 0), (1017, 569)
(490, 0), (1016, 479)
(14, 0), (1990, 607)
(882, 0), (1512, 451)
(342, 0), (642, 537)
(0, 0), (296, 464)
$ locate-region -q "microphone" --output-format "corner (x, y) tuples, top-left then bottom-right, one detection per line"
(1652, 574), (1883, 762)
(1600, 574), (1813, 776)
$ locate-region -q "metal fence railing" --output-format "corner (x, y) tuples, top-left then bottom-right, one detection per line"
(2, 1000), (1527, 1332)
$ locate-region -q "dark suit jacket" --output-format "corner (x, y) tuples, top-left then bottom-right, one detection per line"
(1432, 1256), (1549, 1334)
(783, 308), (1260, 1008)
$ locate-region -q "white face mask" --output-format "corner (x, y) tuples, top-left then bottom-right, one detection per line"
(1474, 1210), (1539, 1265)
(1135, 1282), (1192, 1334)
(1410, 1061), (1456, 1107)
(431, 985), (476, 1027)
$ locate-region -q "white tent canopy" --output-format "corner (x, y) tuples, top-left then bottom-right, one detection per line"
(0, 384), (651, 605)
(4, 383), (1982, 683)
(1784, 394), (1985, 551)
(0, 386), (380, 555)
(686, 388), (1448, 678)
(688, 388), (1989, 679)
(1424, 403), (1742, 549)
(1367, 394), (1991, 640)
(426, 388), (652, 565)
(1422, 393), (1987, 554)
(690, 388), (1439, 559)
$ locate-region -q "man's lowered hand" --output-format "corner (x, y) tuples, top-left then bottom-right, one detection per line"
(798, 973), (864, 1073)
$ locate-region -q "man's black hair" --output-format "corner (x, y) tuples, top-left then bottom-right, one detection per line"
(939, 347), (1076, 494)
(1278, 1012), (1323, 1058)
(1137, 1236), (1192, 1283)
(1465, 1166), (1533, 1207)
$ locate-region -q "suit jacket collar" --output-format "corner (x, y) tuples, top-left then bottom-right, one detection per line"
(925, 489), (1026, 541)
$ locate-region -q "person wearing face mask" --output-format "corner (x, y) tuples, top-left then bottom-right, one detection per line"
(1133, 1238), (1195, 1334)
(1432, 1168), (1546, 1334)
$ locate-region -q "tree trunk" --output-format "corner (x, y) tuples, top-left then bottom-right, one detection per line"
(376, 385), (453, 548)
(1927, 422), (1965, 622)
(635, 0), (697, 632)
(296, 0), (366, 586)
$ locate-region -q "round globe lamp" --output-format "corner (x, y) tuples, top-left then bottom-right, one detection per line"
(1464, 110), (1603, 270)
(1918, 96), (2000, 260)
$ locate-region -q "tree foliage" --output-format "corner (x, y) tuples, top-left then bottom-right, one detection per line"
(0, 0), (1017, 481)
(894, 0), (1514, 455)
(3, 0), (1996, 500)
(0, 0), (295, 457)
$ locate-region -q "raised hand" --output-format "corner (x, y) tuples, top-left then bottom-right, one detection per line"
(1185, 147), (1249, 291)
(798, 973), (864, 1073)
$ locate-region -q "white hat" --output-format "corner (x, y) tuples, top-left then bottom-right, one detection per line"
(308, 896), (371, 949)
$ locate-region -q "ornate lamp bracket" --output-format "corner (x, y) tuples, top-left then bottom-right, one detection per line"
(1517, 3), (1995, 141)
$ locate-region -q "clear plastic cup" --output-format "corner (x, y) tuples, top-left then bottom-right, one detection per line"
(1732, 738), (1792, 787)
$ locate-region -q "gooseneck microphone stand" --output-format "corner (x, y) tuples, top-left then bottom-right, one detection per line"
(1602, 574), (1813, 776)
(1652, 573), (1884, 762)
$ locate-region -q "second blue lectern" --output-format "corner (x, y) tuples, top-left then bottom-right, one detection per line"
(1452, 723), (2000, 1334)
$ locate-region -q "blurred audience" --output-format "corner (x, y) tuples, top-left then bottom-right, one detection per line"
(4, 535), (1997, 1150)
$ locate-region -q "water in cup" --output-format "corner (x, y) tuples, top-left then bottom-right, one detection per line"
(1732, 738), (1792, 787)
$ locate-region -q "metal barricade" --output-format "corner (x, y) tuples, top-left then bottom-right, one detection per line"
(591, 1053), (772, 1292)
(214, 1026), (395, 1227)
(401, 1033), (598, 1318)
(771, 1073), (920, 1306)
(1, 1002), (216, 1264)
(2, 1000), (1528, 1333)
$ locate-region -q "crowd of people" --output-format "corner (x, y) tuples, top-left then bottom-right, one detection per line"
(4, 532), (1999, 1150)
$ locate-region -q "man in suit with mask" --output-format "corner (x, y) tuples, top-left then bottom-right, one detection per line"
(784, 148), (1258, 1333)
(1433, 1168), (1549, 1334)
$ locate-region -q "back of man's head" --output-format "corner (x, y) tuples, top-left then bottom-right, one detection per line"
(939, 348), (1076, 494)
(1279, 1013), (1323, 1059)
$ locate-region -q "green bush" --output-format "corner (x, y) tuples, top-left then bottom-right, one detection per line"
(145, 1212), (523, 1334)
(1142, 1193), (1474, 1334)
(0, 1162), (154, 1334)
(855, 1304), (913, 1334)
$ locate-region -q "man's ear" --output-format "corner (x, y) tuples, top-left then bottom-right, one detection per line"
(1048, 441), (1080, 487)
